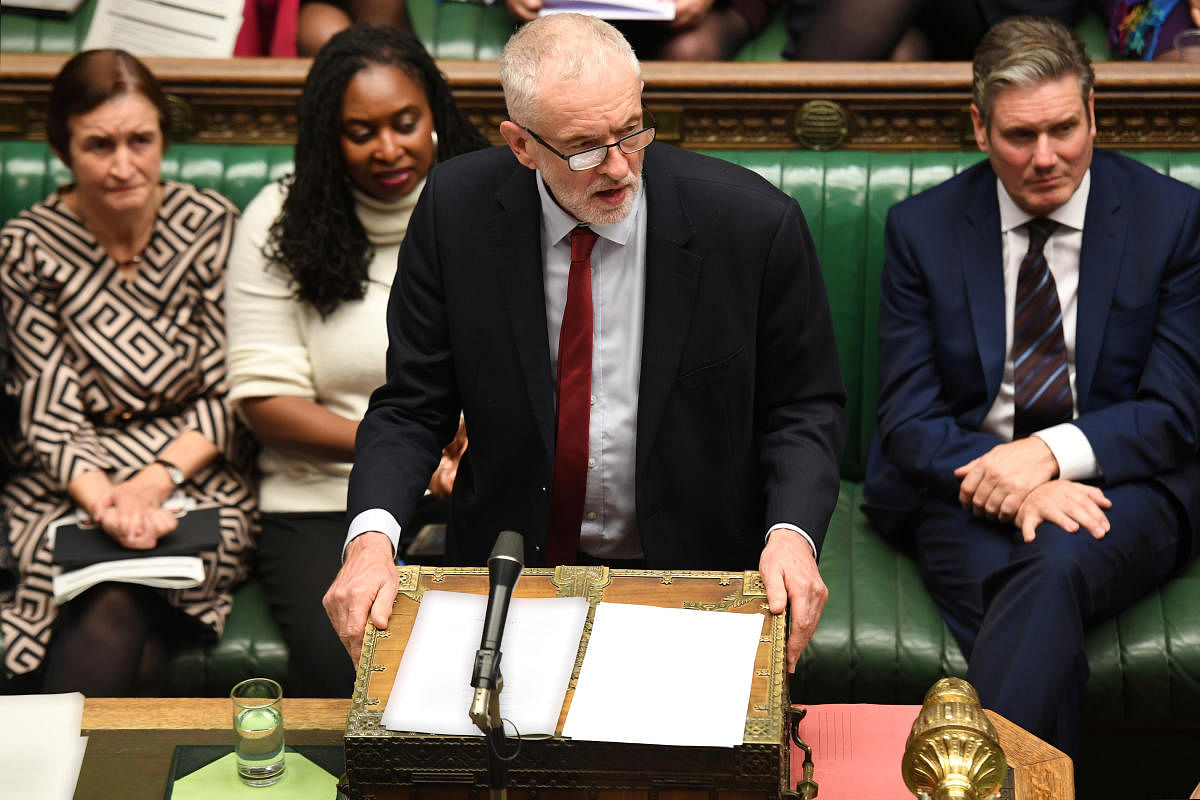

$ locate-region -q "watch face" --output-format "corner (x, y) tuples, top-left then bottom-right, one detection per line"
(158, 461), (184, 486)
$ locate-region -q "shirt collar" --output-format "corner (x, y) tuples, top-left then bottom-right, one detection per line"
(997, 168), (1090, 234)
(535, 170), (645, 247)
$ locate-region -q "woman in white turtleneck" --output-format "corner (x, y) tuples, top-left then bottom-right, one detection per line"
(224, 24), (489, 697)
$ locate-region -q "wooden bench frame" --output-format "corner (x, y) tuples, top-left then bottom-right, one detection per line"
(2, 55), (1199, 151)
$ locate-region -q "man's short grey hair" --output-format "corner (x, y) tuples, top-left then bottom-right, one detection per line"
(972, 15), (1094, 130)
(499, 13), (641, 130)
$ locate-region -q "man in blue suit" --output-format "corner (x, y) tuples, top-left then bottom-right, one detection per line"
(865, 15), (1200, 755)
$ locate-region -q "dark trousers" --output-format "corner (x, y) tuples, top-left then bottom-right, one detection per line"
(255, 511), (356, 698)
(913, 480), (1184, 756)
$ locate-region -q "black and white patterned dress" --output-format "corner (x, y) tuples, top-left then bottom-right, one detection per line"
(0, 181), (257, 677)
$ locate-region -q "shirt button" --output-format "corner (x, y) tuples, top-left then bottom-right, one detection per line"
(120, 411), (133, 420)
(587, 458), (596, 468)
(586, 511), (598, 521)
(590, 395), (597, 406)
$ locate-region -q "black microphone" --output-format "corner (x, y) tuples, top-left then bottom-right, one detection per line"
(470, 530), (525, 692)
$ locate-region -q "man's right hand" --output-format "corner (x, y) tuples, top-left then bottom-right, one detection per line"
(1014, 479), (1111, 543)
(323, 531), (399, 665)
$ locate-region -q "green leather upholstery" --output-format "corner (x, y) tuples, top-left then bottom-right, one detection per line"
(3, 141), (1200, 746)
(0, 0), (97, 54)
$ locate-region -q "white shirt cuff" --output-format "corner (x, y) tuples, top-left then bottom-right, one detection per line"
(343, 508), (403, 562)
(766, 523), (819, 560)
(1034, 423), (1100, 481)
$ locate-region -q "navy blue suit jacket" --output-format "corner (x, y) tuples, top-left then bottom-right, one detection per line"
(865, 149), (1200, 556)
(348, 145), (846, 568)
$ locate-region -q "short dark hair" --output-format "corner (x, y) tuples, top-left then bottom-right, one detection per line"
(47, 49), (171, 166)
(972, 16), (1094, 130)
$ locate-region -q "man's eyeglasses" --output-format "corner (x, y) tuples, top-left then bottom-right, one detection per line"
(524, 109), (657, 172)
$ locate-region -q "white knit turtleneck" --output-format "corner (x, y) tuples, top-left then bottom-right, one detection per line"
(225, 177), (426, 512)
(352, 179), (423, 247)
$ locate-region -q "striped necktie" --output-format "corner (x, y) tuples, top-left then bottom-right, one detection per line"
(1012, 217), (1072, 440)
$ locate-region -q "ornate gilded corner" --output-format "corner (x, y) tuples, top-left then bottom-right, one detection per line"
(742, 570), (766, 596)
(348, 626), (388, 737)
(794, 100), (850, 150)
(551, 565), (613, 602)
(395, 564), (424, 602)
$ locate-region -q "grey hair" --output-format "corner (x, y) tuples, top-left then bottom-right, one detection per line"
(972, 15), (1093, 130)
(499, 13), (641, 129)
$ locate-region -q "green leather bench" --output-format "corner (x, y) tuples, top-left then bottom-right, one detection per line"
(0, 0), (1112, 61)
(4, 141), (1200, 791)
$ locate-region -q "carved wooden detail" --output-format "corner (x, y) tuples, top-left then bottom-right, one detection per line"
(2, 56), (1198, 150)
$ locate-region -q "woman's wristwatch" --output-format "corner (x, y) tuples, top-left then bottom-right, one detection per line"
(153, 458), (185, 487)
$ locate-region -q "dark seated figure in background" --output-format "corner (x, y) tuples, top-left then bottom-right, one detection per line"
(865, 15), (1200, 756)
(784, 0), (1089, 60)
(502, 0), (781, 60)
(297, 0), (415, 57)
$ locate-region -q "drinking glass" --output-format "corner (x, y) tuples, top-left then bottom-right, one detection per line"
(231, 677), (286, 786)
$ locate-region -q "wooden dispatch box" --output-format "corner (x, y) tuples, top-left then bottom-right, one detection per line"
(343, 565), (790, 799)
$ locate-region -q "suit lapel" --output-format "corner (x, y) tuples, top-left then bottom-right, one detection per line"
(1074, 163), (1125, 407)
(636, 153), (701, 474)
(962, 172), (1007, 411)
(490, 165), (556, 467)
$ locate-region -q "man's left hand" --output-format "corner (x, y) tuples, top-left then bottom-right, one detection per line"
(954, 437), (1059, 521)
(759, 528), (827, 673)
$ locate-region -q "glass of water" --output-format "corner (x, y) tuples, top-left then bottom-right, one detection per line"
(231, 677), (286, 786)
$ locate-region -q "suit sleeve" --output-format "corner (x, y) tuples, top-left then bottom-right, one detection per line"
(758, 199), (848, 553)
(874, 204), (1005, 502)
(1071, 188), (1200, 484)
(346, 168), (460, 529)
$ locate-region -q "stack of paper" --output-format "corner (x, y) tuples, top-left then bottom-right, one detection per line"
(383, 591), (590, 737)
(82, 0), (244, 57)
(540, 0), (676, 21)
(382, 591), (764, 749)
(0, 693), (87, 799)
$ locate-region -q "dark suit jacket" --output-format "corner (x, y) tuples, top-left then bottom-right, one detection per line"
(865, 149), (1200, 558)
(348, 145), (847, 569)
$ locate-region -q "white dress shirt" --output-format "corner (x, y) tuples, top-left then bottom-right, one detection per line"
(537, 173), (647, 559)
(981, 170), (1100, 480)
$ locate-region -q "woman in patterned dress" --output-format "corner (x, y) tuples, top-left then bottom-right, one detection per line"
(0, 50), (256, 693)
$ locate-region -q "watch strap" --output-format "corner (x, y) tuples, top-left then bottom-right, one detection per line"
(154, 458), (185, 486)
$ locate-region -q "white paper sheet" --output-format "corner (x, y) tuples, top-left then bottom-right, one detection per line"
(382, 590), (589, 737)
(82, 0), (243, 57)
(540, 0), (675, 20)
(563, 602), (764, 747)
(0, 693), (87, 799)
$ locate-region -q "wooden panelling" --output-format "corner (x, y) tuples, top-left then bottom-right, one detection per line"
(2, 55), (1198, 150)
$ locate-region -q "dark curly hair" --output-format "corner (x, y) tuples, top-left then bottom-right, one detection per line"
(267, 25), (490, 317)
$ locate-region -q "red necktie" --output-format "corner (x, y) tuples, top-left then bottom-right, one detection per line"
(1013, 218), (1073, 439)
(546, 227), (599, 567)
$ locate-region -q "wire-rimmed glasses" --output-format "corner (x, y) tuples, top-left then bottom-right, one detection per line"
(523, 109), (657, 172)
